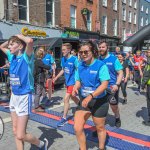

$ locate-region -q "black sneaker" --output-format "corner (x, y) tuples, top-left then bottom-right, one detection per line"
(142, 120), (150, 126)
(115, 118), (121, 127)
(122, 99), (127, 105)
(92, 130), (98, 137)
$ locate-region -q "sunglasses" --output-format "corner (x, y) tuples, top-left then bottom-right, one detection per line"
(79, 50), (91, 55)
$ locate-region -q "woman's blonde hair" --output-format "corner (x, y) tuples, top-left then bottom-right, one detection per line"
(36, 49), (44, 58)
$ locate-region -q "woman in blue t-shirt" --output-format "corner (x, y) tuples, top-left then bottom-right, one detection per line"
(72, 41), (110, 150)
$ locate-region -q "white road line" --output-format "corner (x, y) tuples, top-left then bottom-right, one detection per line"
(3, 117), (11, 123)
(50, 101), (74, 109)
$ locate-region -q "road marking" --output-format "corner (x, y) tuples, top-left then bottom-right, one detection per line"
(3, 117), (11, 123)
(51, 101), (74, 109)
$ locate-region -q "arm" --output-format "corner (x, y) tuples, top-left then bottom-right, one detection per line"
(0, 41), (9, 54)
(16, 34), (33, 56)
(124, 67), (129, 83)
(52, 63), (56, 78)
(38, 60), (50, 70)
(53, 69), (64, 83)
(129, 57), (135, 66)
(72, 81), (81, 96)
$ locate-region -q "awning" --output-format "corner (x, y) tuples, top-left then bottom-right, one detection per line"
(123, 24), (150, 47)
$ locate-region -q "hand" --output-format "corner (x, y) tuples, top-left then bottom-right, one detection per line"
(72, 87), (78, 97)
(82, 95), (92, 108)
(53, 77), (57, 83)
(124, 78), (128, 83)
(111, 85), (119, 92)
(52, 74), (56, 78)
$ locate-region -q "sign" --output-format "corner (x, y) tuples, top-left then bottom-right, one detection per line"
(142, 39), (150, 50)
(21, 27), (46, 37)
(65, 31), (79, 39)
(81, 8), (89, 15)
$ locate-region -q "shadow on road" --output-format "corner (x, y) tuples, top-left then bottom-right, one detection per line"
(136, 107), (148, 121)
(30, 126), (63, 150)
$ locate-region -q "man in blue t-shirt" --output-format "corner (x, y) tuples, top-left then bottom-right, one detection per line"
(53, 43), (79, 127)
(98, 41), (123, 128)
(0, 35), (48, 150)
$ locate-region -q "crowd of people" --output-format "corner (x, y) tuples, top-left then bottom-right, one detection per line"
(0, 35), (150, 150)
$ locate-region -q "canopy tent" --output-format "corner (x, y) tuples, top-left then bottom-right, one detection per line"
(123, 24), (150, 47)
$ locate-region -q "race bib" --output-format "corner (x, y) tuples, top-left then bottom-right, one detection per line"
(10, 74), (21, 86)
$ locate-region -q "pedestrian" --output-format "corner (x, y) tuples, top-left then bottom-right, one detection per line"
(34, 48), (50, 112)
(98, 41), (123, 127)
(72, 41), (110, 150)
(0, 35), (48, 150)
(141, 49), (150, 126)
(53, 43), (79, 127)
(118, 53), (129, 104)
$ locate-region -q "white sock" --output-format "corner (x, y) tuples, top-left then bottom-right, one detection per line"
(38, 140), (44, 148)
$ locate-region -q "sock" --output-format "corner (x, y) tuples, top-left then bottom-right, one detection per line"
(38, 140), (44, 148)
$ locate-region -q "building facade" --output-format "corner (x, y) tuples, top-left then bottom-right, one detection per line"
(119, 0), (139, 42)
(138, 0), (150, 30)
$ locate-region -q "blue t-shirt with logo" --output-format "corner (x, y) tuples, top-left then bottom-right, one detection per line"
(99, 54), (123, 88)
(7, 50), (34, 95)
(61, 55), (78, 86)
(75, 59), (110, 98)
(42, 54), (55, 72)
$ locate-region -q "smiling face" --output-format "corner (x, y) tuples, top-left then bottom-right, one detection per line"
(62, 45), (71, 57)
(98, 42), (108, 57)
(118, 54), (124, 62)
(79, 45), (93, 63)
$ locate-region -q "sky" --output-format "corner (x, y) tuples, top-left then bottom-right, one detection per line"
(146, 0), (150, 2)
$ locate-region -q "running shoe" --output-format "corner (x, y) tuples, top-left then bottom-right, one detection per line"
(142, 120), (150, 126)
(57, 118), (68, 127)
(122, 99), (127, 105)
(115, 118), (121, 128)
(39, 138), (48, 150)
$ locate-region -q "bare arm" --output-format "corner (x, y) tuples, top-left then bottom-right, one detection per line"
(16, 34), (33, 56)
(53, 69), (64, 83)
(116, 70), (123, 85)
(72, 81), (81, 96)
(0, 41), (9, 54)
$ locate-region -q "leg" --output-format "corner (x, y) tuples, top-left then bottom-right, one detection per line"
(16, 115), (40, 147)
(146, 85), (150, 119)
(47, 79), (52, 100)
(11, 112), (24, 150)
(34, 84), (42, 108)
(74, 110), (91, 150)
(71, 95), (79, 105)
(92, 116), (107, 149)
(63, 93), (71, 118)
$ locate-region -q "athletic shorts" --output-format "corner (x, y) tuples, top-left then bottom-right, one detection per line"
(129, 66), (134, 71)
(66, 85), (74, 94)
(76, 95), (109, 118)
(107, 90), (119, 105)
(9, 93), (33, 116)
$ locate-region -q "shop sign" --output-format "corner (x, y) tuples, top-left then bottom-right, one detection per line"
(21, 27), (46, 37)
(65, 31), (79, 39)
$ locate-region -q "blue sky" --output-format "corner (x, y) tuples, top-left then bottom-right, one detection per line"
(146, 0), (150, 2)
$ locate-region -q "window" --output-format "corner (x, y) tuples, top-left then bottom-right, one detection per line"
(87, 11), (92, 31)
(128, 11), (132, 23)
(134, 0), (137, 9)
(122, 8), (126, 21)
(146, 8), (149, 14)
(102, 0), (107, 7)
(134, 13), (136, 24)
(113, 0), (117, 11)
(70, 5), (76, 28)
(122, 28), (126, 41)
(122, 0), (126, 4)
(141, 17), (143, 26)
(146, 18), (148, 25)
(18, 0), (29, 21)
(113, 19), (117, 36)
(46, 0), (54, 25)
(141, 5), (143, 12)
(129, 0), (132, 6)
(102, 16), (107, 34)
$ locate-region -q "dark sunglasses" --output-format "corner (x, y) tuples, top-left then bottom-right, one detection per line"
(79, 50), (90, 55)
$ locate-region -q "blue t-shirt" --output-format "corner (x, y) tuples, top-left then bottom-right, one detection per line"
(61, 55), (78, 86)
(76, 59), (110, 98)
(7, 50), (34, 95)
(6, 50), (13, 62)
(42, 54), (55, 72)
(99, 54), (123, 88)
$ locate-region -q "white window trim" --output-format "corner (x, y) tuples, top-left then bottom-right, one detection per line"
(122, 0), (126, 4)
(141, 5), (143, 12)
(70, 5), (76, 28)
(134, 1), (137, 9)
(113, 0), (117, 11)
(129, 0), (132, 6)
(122, 8), (126, 21)
(45, 0), (55, 26)
(102, 16), (107, 34)
(102, 0), (107, 7)
(141, 17), (143, 26)
(113, 19), (117, 36)
(87, 11), (92, 31)
(134, 13), (136, 24)
(128, 11), (132, 23)
(146, 8), (149, 14)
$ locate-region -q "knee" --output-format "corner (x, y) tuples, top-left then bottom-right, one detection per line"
(96, 125), (106, 132)
(16, 133), (25, 141)
(74, 124), (84, 134)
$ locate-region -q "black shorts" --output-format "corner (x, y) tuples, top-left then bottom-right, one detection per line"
(107, 90), (119, 105)
(76, 95), (109, 118)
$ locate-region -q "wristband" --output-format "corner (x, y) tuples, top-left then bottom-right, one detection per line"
(90, 93), (94, 98)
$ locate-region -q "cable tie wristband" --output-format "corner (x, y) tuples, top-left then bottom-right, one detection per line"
(90, 93), (94, 98)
